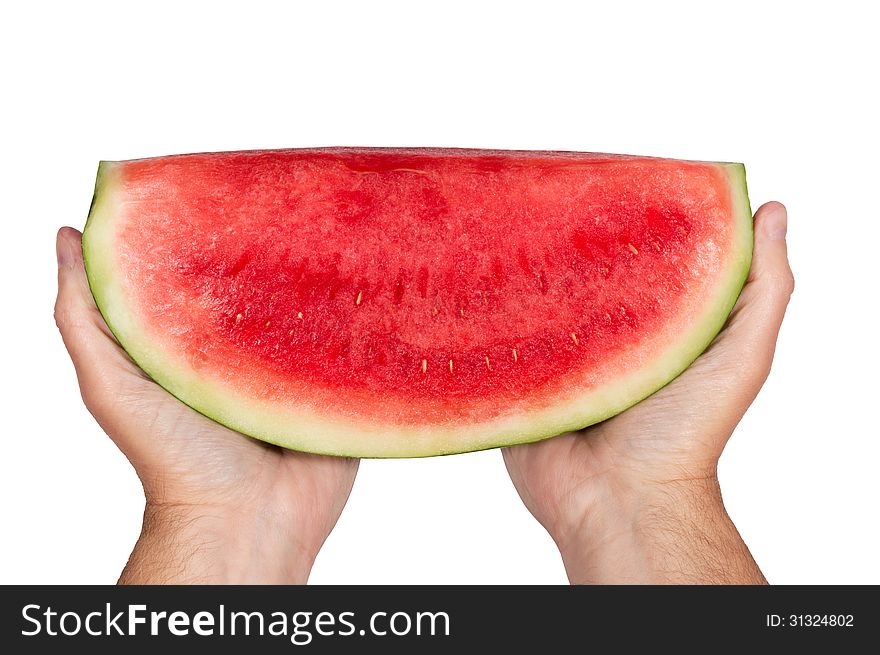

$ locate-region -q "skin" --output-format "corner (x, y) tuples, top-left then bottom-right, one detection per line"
(504, 201), (793, 583)
(55, 201), (791, 584)
(55, 227), (358, 582)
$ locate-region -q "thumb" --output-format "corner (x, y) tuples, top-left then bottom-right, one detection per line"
(714, 201), (795, 385)
(55, 226), (116, 342)
(54, 227), (147, 432)
(747, 201), (794, 296)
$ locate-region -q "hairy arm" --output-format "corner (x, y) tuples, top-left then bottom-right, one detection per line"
(118, 504), (316, 584)
(557, 479), (764, 584)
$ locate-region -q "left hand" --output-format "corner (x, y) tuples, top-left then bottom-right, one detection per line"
(55, 226), (359, 583)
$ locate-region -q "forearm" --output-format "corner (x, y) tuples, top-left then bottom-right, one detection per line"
(119, 503), (316, 584)
(557, 478), (766, 585)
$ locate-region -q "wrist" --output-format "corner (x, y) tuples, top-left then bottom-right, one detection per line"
(119, 502), (317, 584)
(555, 475), (765, 584)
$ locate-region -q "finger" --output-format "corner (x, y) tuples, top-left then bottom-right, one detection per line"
(55, 227), (115, 339)
(55, 227), (146, 422)
(712, 201), (794, 383)
(747, 200), (794, 290)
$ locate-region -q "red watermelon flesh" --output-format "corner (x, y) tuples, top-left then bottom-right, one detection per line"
(83, 148), (752, 457)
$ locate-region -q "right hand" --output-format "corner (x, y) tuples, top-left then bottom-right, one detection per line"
(503, 202), (793, 583)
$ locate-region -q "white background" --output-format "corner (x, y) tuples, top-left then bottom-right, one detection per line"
(2, 1), (878, 584)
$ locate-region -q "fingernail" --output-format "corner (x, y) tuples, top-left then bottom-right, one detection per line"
(56, 230), (74, 268)
(764, 204), (788, 241)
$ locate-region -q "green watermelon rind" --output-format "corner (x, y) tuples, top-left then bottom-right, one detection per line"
(83, 159), (753, 458)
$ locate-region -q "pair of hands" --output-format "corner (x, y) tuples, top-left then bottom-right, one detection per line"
(55, 202), (793, 584)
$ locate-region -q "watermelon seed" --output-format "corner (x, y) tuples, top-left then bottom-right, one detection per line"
(512, 348), (518, 362)
(236, 313), (243, 323)
(265, 321), (271, 328)
(297, 312), (303, 319)
(460, 308), (465, 318)
(570, 332), (579, 346)
(449, 359), (454, 373)
(627, 243), (639, 255)
(485, 356), (491, 371)
(289, 330), (294, 336)
(421, 359), (428, 374)
(356, 291), (363, 306)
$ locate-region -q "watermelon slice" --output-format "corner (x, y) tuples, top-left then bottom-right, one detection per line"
(83, 148), (752, 457)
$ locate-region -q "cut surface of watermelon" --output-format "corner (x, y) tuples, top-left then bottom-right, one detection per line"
(84, 148), (752, 457)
